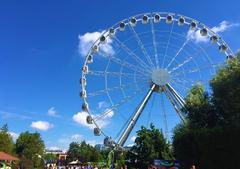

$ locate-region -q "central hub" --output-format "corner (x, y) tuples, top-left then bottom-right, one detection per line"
(151, 69), (171, 86)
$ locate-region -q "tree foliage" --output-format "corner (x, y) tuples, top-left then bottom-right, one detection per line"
(43, 153), (57, 163)
(173, 126), (240, 169)
(15, 131), (45, 169)
(116, 153), (125, 169)
(127, 124), (173, 168)
(0, 124), (14, 154)
(184, 85), (217, 128)
(173, 51), (240, 169)
(67, 142), (80, 162)
(210, 54), (240, 127)
(67, 141), (103, 163)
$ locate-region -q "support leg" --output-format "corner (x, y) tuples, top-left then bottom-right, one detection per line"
(117, 84), (156, 147)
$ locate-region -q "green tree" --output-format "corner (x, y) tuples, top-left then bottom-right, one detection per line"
(16, 131), (45, 169)
(129, 124), (173, 168)
(0, 124), (14, 154)
(79, 141), (91, 162)
(67, 141), (103, 164)
(184, 85), (218, 128)
(115, 151), (126, 169)
(173, 125), (240, 169)
(43, 153), (57, 164)
(210, 53), (240, 127)
(173, 51), (240, 169)
(67, 142), (80, 162)
(89, 145), (102, 162)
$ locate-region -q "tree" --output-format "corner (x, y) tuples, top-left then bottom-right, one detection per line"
(89, 145), (102, 162)
(173, 125), (240, 169)
(0, 124), (14, 154)
(128, 124), (173, 168)
(78, 141), (91, 162)
(182, 51), (240, 129)
(67, 142), (80, 162)
(210, 53), (240, 127)
(115, 151), (126, 169)
(43, 153), (57, 164)
(173, 51), (240, 169)
(15, 131), (45, 169)
(67, 141), (103, 164)
(184, 85), (218, 128)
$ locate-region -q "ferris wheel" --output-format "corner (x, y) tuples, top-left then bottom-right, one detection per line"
(80, 12), (235, 148)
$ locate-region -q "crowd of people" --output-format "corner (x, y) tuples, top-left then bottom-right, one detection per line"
(46, 164), (101, 169)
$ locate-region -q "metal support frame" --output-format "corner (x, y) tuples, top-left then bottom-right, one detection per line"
(117, 84), (156, 147)
(164, 87), (186, 123)
(166, 83), (186, 107)
(116, 83), (186, 147)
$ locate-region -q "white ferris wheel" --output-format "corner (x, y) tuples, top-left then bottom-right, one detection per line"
(80, 12), (235, 148)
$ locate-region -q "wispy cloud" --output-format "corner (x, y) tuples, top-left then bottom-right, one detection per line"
(31, 121), (54, 131)
(86, 140), (99, 146)
(56, 134), (99, 150)
(211, 21), (240, 33)
(78, 31), (114, 56)
(98, 101), (109, 109)
(47, 146), (61, 151)
(71, 134), (83, 141)
(187, 20), (240, 43)
(0, 110), (31, 120)
(47, 107), (58, 117)
(58, 134), (83, 144)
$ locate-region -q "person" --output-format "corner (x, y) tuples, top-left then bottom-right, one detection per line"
(110, 164), (115, 169)
(86, 163), (92, 169)
(190, 165), (196, 169)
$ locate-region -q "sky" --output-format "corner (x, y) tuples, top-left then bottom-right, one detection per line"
(0, 0), (240, 151)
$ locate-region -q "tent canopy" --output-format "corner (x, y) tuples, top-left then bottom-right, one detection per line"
(0, 152), (19, 161)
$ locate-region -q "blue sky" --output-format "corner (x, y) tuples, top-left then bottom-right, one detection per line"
(1, 0), (240, 150)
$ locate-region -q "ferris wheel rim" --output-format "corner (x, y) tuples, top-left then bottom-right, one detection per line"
(83, 12), (234, 66)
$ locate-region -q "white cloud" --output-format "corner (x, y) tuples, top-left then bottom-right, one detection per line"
(31, 121), (54, 131)
(98, 101), (109, 109)
(56, 134), (99, 150)
(9, 132), (19, 142)
(73, 111), (95, 129)
(130, 135), (136, 142)
(104, 109), (114, 118)
(127, 143), (134, 147)
(71, 134), (83, 141)
(187, 20), (240, 43)
(58, 134), (83, 143)
(78, 31), (114, 56)
(48, 107), (59, 117)
(212, 21), (239, 33)
(93, 109), (114, 128)
(86, 140), (100, 146)
(47, 146), (61, 150)
(187, 29), (208, 43)
(48, 107), (58, 117)
(72, 110), (114, 129)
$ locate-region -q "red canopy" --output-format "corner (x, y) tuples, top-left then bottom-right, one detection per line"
(0, 152), (19, 161)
